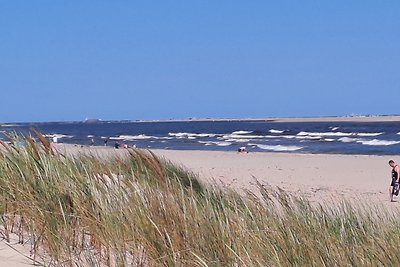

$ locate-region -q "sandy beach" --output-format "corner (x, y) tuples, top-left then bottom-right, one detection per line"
(56, 145), (396, 205)
(2, 145), (398, 266)
(153, 150), (394, 204)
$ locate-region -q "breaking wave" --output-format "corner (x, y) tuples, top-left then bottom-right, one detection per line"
(357, 139), (400, 146)
(168, 132), (217, 138)
(338, 137), (359, 143)
(269, 129), (285, 134)
(297, 131), (383, 137)
(110, 134), (158, 140)
(357, 133), (384, 137)
(222, 134), (264, 139)
(338, 137), (400, 146)
(45, 134), (73, 139)
(199, 141), (232, 146)
(224, 139), (251, 143)
(250, 143), (303, 152)
(231, 130), (253, 135)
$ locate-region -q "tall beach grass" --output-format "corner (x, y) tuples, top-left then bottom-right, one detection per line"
(0, 131), (399, 266)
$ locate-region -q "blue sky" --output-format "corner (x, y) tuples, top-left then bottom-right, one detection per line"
(0, 1), (399, 122)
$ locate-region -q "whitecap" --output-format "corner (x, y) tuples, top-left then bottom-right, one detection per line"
(216, 142), (232, 146)
(231, 130), (253, 135)
(222, 134), (264, 139)
(357, 139), (400, 146)
(281, 135), (321, 140)
(198, 140), (232, 146)
(357, 132), (384, 137)
(297, 131), (352, 137)
(45, 134), (73, 139)
(109, 134), (157, 141)
(252, 144), (303, 152)
(225, 139), (251, 143)
(269, 129), (285, 134)
(281, 135), (296, 139)
(338, 137), (359, 143)
(168, 132), (217, 138)
(295, 135), (322, 140)
(297, 131), (383, 137)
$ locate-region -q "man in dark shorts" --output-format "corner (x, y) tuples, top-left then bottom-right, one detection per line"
(389, 160), (400, 201)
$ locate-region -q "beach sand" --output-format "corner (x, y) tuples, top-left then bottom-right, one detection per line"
(2, 145), (398, 266)
(0, 234), (35, 267)
(153, 149), (393, 205)
(56, 145), (395, 205)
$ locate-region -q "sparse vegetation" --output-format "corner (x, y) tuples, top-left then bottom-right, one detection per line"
(0, 132), (399, 266)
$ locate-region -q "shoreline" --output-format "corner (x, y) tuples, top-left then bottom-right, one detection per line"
(60, 143), (400, 157)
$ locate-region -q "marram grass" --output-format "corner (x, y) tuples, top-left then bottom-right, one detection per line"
(0, 132), (399, 266)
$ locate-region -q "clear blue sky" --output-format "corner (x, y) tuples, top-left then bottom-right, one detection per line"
(1, 1), (399, 122)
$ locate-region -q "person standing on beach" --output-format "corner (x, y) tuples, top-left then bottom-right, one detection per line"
(389, 160), (400, 201)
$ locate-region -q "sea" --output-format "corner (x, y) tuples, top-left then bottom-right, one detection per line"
(1, 120), (400, 155)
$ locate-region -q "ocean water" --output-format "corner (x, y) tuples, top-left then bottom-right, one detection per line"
(1, 120), (400, 155)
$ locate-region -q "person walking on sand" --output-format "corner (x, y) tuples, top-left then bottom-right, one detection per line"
(389, 160), (400, 201)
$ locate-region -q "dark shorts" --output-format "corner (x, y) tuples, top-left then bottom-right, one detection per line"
(392, 178), (398, 187)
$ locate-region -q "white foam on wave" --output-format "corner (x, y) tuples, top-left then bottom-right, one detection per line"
(223, 134), (264, 139)
(298, 131), (353, 137)
(250, 144), (303, 152)
(357, 133), (384, 137)
(199, 140), (232, 146)
(298, 131), (383, 137)
(269, 129), (285, 134)
(110, 134), (158, 141)
(324, 138), (336, 142)
(329, 127), (340, 131)
(225, 139), (251, 143)
(338, 137), (360, 143)
(231, 130), (253, 135)
(216, 141), (232, 146)
(168, 132), (217, 138)
(357, 139), (400, 146)
(45, 134), (73, 139)
(338, 137), (400, 146)
(280, 135), (322, 140)
(296, 135), (322, 140)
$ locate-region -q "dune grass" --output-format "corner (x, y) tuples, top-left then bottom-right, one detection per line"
(0, 132), (399, 266)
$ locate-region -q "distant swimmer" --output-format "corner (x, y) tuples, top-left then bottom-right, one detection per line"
(389, 160), (400, 202)
(238, 146), (248, 153)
